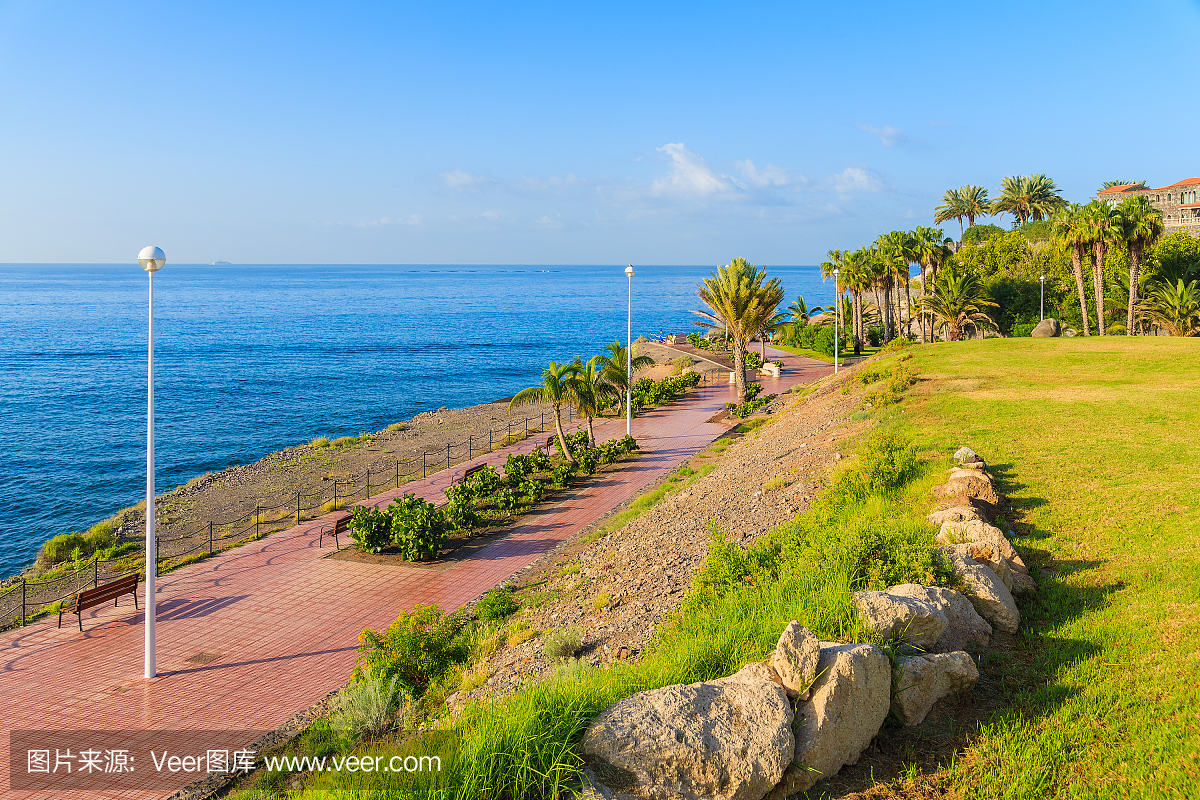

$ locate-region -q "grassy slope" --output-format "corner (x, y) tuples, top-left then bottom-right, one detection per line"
(905, 338), (1200, 798)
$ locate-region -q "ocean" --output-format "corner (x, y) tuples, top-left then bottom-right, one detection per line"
(0, 263), (831, 575)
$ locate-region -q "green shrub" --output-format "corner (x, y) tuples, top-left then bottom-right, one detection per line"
(85, 521), (115, 552)
(494, 487), (519, 511)
(621, 434), (639, 452)
(831, 431), (920, 503)
(527, 449), (552, 472)
(349, 505), (392, 554)
(309, 436), (331, 448)
(576, 447), (601, 474)
(596, 440), (621, 465)
(744, 383), (763, 401)
(1011, 322), (1036, 337)
(670, 355), (695, 375)
(476, 586), (520, 621)
(519, 479), (546, 505)
(726, 394), (777, 419)
(333, 674), (411, 737)
(389, 494), (449, 561)
(542, 626), (583, 661)
(332, 436), (356, 448)
(445, 494), (482, 532)
(550, 464), (575, 489)
(466, 464), (504, 493)
(42, 532), (89, 564)
(504, 454), (531, 486)
(354, 604), (467, 696)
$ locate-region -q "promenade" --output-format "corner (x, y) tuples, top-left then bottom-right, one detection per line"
(0, 349), (830, 798)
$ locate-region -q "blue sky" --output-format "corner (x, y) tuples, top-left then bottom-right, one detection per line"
(1, 0), (1197, 265)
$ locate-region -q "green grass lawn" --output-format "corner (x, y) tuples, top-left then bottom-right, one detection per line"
(770, 343), (883, 364)
(903, 337), (1200, 798)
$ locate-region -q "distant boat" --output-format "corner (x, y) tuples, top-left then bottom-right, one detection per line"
(213, 260), (232, 265)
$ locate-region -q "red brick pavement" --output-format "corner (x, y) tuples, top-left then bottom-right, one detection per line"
(0, 348), (829, 798)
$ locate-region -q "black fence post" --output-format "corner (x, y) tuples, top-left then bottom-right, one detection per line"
(21, 579), (26, 626)
(489, 429), (493, 451)
(255, 505), (261, 540)
(366, 468), (371, 499)
(395, 460), (399, 488)
(333, 481), (339, 512)
(93, 559), (98, 589)
(468, 435), (472, 459)
(296, 492), (301, 526)
(155, 536), (160, 577)
(446, 443), (450, 469)
(422, 452), (427, 478)
(209, 521), (214, 555)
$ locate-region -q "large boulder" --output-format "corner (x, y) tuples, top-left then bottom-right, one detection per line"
(934, 474), (1002, 507)
(952, 447), (977, 463)
(769, 621), (820, 700)
(938, 520), (1027, 572)
(1031, 318), (1061, 337)
(926, 505), (988, 526)
(580, 675), (794, 800)
(773, 642), (890, 796)
(851, 591), (948, 650)
(891, 651), (979, 726)
(940, 542), (1014, 591)
(886, 584), (991, 653)
(938, 548), (1020, 634)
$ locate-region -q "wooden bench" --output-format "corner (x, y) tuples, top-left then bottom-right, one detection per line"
(458, 463), (488, 485)
(320, 511), (352, 550)
(59, 573), (138, 632)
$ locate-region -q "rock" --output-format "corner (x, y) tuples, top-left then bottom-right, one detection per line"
(952, 447), (978, 463)
(580, 677), (794, 800)
(938, 520), (1028, 573)
(770, 621), (820, 699)
(714, 661), (787, 694)
(949, 467), (990, 481)
(887, 584), (991, 653)
(926, 505), (987, 526)
(851, 591), (948, 650)
(938, 548), (1020, 634)
(891, 651), (979, 726)
(1012, 571), (1038, 594)
(1031, 318), (1061, 337)
(934, 475), (1002, 507)
(781, 642), (891, 795)
(940, 542), (1014, 591)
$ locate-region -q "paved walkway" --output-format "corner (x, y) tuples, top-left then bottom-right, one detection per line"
(0, 349), (830, 798)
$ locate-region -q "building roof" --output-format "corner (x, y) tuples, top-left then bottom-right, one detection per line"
(1096, 183), (1147, 195)
(1179, 202), (1200, 209)
(1154, 177), (1200, 190)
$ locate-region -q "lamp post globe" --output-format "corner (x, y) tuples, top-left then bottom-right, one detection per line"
(139, 246), (165, 679)
(625, 265), (635, 436)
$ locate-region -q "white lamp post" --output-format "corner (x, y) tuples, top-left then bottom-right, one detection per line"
(625, 265), (635, 436)
(1039, 275), (1045, 321)
(833, 269), (840, 374)
(138, 245), (165, 679)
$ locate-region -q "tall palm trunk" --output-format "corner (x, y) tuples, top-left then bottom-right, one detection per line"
(552, 404), (577, 465)
(903, 271), (912, 339)
(873, 284), (884, 344)
(1071, 245), (1091, 336)
(1127, 243), (1143, 335)
(853, 291), (863, 353)
(1092, 241), (1107, 336)
(732, 346), (747, 403)
(586, 416), (596, 447)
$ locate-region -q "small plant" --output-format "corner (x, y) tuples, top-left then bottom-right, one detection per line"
(387, 422), (406, 431)
(506, 620), (535, 646)
(459, 662), (489, 692)
(332, 674), (409, 737)
(493, 487), (519, 511)
(576, 447), (601, 474)
(550, 464), (575, 489)
(476, 585), (520, 621)
(309, 436), (331, 448)
(42, 532), (89, 564)
(332, 436), (356, 448)
(670, 355), (696, 375)
(744, 382), (763, 401)
(557, 560), (581, 578)
(746, 351), (763, 369)
(764, 475), (788, 492)
(592, 591), (611, 610)
(551, 656), (593, 682)
(444, 494), (482, 532)
(620, 434), (639, 452)
(504, 454), (530, 486)
(526, 448), (552, 472)
(354, 604), (467, 696)
(349, 505), (392, 554)
(388, 494), (449, 561)
(542, 625), (583, 661)
(465, 464), (503, 494)
(519, 479), (545, 505)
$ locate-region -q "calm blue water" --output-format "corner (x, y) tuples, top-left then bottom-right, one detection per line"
(0, 264), (830, 575)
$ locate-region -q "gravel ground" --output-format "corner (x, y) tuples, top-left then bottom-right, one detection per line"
(445, 365), (865, 711)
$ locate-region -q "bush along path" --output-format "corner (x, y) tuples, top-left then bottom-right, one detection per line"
(222, 345), (1036, 800)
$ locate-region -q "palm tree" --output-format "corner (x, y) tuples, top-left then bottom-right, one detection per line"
(508, 361), (579, 465)
(567, 355), (616, 446)
(599, 340), (653, 418)
(1051, 204), (1093, 336)
(1081, 200), (1123, 335)
(922, 267), (999, 341)
(842, 248), (873, 353)
(934, 185), (991, 240)
(911, 226), (948, 342)
(1115, 195), (1166, 335)
(875, 231), (911, 342)
(993, 174), (1067, 226)
(786, 296), (823, 328)
(692, 258), (784, 402)
(819, 250), (847, 332)
(1140, 279), (1200, 336)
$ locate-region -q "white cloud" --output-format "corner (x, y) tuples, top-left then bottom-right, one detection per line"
(734, 159), (802, 188)
(831, 166), (882, 195)
(349, 214), (422, 228)
(856, 123), (907, 146)
(651, 143), (733, 197)
(481, 209), (508, 221)
(441, 170), (495, 189)
(535, 214), (564, 228)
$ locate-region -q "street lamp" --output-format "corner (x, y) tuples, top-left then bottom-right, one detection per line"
(138, 245), (165, 680)
(1039, 275), (1045, 321)
(625, 265), (635, 436)
(833, 269), (840, 374)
